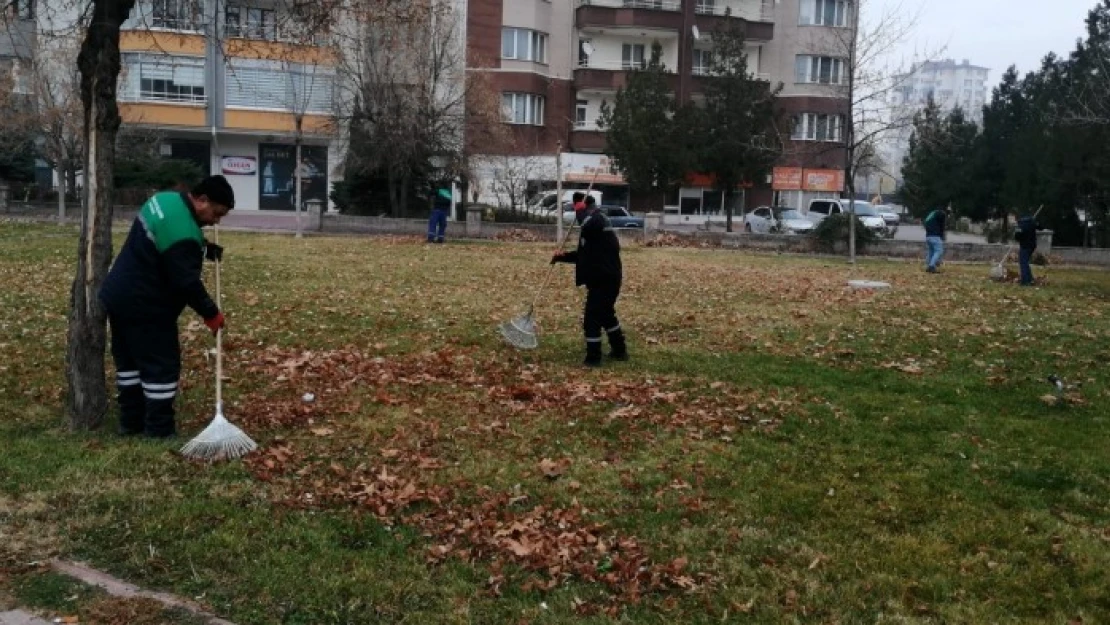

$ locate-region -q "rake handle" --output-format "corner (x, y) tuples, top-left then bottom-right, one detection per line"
(214, 225), (222, 410)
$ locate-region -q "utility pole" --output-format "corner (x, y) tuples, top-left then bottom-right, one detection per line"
(555, 140), (563, 243)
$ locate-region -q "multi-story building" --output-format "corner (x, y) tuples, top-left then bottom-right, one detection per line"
(116, 0), (339, 210)
(1, 0), (35, 87)
(467, 0), (853, 216)
(884, 58), (990, 184)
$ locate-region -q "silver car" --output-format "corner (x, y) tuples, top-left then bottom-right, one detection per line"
(743, 206), (816, 235)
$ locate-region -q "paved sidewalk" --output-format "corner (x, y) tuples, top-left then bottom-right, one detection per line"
(0, 610), (51, 625)
(1, 561), (236, 625)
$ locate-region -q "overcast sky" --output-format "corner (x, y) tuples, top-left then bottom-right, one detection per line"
(867, 0), (1097, 89)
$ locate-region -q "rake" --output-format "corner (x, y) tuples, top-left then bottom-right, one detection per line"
(499, 174), (602, 349)
(499, 221), (578, 349)
(180, 226), (258, 461)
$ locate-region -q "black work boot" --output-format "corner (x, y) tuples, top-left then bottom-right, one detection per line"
(117, 384), (145, 436)
(607, 327), (628, 361)
(583, 340), (603, 368)
(144, 389), (178, 439)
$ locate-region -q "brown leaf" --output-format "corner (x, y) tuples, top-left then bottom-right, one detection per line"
(539, 457), (568, 479)
(311, 427), (334, 437)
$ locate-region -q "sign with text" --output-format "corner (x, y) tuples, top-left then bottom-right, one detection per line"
(221, 156), (257, 176)
(772, 167), (803, 190)
(802, 169), (844, 192)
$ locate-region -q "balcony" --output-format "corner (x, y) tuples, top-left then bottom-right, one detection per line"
(575, 60), (680, 91)
(693, 0), (775, 41)
(693, 0), (773, 22)
(570, 122), (607, 152)
(577, 0), (683, 30)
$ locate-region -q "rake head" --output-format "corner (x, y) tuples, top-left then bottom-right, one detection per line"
(989, 262), (1008, 281)
(499, 312), (538, 350)
(180, 407), (257, 462)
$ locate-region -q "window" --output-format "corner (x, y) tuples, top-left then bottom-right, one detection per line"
(575, 99), (588, 127)
(13, 0), (33, 20)
(792, 113), (843, 142)
(502, 92), (544, 125)
(501, 28), (547, 63)
(121, 54), (206, 103)
(795, 55), (846, 84)
(225, 59), (334, 113)
(692, 49), (714, 75)
(694, 0), (716, 14)
(9, 60), (31, 94)
(799, 0), (851, 26)
(226, 4), (276, 39)
(578, 38), (591, 67)
(622, 44), (646, 70)
(150, 0), (201, 30)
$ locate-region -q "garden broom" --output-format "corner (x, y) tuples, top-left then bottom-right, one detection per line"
(180, 226), (258, 461)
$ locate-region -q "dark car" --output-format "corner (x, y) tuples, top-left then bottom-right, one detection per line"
(561, 205), (644, 229)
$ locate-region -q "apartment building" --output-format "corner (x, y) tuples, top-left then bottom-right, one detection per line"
(1, 0), (35, 85)
(884, 58), (990, 183)
(467, 0), (853, 215)
(116, 0), (338, 210)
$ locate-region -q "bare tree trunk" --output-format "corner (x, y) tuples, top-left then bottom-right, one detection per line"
(399, 170), (409, 219)
(294, 119), (304, 239)
(725, 189), (734, 233)
(67, 0), (134, 431)
(56, 164), (66, 221)
(387, 167), (400, 217)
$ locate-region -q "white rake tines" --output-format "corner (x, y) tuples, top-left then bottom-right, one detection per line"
(179, 407), (258, 461)
(499, 314), (538, 350)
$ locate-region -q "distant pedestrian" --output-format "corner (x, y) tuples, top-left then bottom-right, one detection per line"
(427, 188), (450, 243)
(1015, 213), (1039, 285)
(923, 207), (948, 273)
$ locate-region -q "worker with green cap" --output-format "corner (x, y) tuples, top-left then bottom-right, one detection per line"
(427, 187), (451, 243)
(99, 175), (234, 438)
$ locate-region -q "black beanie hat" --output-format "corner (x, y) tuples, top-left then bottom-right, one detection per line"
(192, 175), (236, 210)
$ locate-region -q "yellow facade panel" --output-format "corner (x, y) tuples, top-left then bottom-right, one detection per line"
(120, 103), (207, 127)
(120, 31), (206, 56)
(223, 38), (336, 65)
(223, 110), (333, 134)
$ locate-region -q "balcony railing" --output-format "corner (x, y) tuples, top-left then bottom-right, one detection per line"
(693, 1), (774, 22)
(578, 0), (681, 11)
(578, 59), (679, 72)
(691, 66), (771, 81)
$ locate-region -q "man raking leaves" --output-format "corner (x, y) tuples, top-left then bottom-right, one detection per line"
(551, 195), (628, 367)
(99, 176), (234, 439)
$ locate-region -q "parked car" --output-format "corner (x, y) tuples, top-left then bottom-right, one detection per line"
(562, 205), (644, 229)
(526, 189), (603, 216)
(874, 204), (902, 227)
(806, 199), (893, 238)
(743, 206), (815, 235)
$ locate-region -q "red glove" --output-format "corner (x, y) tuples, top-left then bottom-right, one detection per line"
(204, 312), (225, 334)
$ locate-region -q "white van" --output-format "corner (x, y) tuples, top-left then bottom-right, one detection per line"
(806, 198), (894, 237)
(526, 189), (603, 215)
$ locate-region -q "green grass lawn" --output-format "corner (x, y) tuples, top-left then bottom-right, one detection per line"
(1, 222), (1108, 624)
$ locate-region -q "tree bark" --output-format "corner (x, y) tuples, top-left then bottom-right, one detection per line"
(725, 189), (734, 233)
(56, 163), (66, 221)
(294, 118), (303, 239)
(66, 0), (135, 431)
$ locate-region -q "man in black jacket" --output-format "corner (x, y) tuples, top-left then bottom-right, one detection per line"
(99, 176), (234, 437)
(1015, 214), (1039, 285)
(552, 195), (627, 367)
